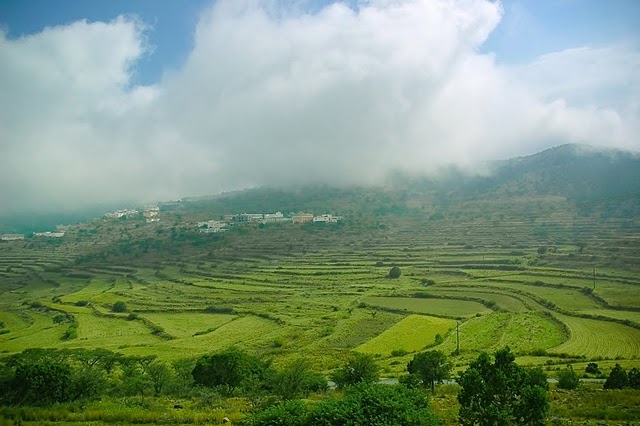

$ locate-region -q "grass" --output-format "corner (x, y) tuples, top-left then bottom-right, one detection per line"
(549, 314), (640, 359)
(70, 313), (162, 348)
(142, 312), (237, 338)
(362, 296), (491, 318)
(356, 314), (456, 356)
(427, 288), (530, 312)
(436, 312), (567, 357)
(0, 311), (66, 353)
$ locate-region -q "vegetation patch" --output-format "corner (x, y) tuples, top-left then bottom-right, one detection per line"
(549, 314), (640, 359)
(356, 314), (456, 356)
(363, 296), (491, 318)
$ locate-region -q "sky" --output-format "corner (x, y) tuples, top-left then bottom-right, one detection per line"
(1, 0), (639, 213)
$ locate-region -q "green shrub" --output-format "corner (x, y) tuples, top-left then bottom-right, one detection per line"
(628, 368), (640, 389)
(604, 364), (628, 389)
(331, 353), (379, 389)
(388, 266), (401, 279)
(585, 362), (601, 375)
(112, 301), (127, 312)
(557, 365), (580, 390)
(391, 349), (409, 357)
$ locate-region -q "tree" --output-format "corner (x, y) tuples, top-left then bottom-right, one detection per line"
(604, 364), (628, 389)
(331, 353), (380, 389)
(628, 368), (640, 389)
(112, 301), (127, 312)
(585, 362), (601, 375)
(557, 365), (579, 390)
(388, 266), (402, 279)
(192, 347), (270, 395)
(11, 359), (72, 405)
(147, 360), (173, 396)
(457, 347), (549, 426)
(406, 350), (452, 391)
(272, 358), (327, 400)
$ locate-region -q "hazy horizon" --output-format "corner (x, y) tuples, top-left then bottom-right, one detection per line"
(1, 0), (639, 213)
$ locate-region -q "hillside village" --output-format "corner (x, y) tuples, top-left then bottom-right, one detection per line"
(199, 211), (343, 233)
(0, 207), (343, 241)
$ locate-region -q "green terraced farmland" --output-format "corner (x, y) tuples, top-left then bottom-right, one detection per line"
(549, 314), (640, 359)
(357, 314), (456, 356)
(363, 296), (492, 318)
(436, 312), (567, 357)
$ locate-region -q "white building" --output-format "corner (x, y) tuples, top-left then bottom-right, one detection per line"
(33, 232), (65, 238)
(197, 220), (227, 233)
(262, 211), (290, 223)
(1, 234), (24, 241)
(105, 209), (139, 219)
(312, 214), (343, 223)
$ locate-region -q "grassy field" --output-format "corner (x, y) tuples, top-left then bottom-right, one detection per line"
(548, 314), (640, 359)
(356, 314), (456, 356)
(1, 191), (639, 378)
(362, 296), (492, 318)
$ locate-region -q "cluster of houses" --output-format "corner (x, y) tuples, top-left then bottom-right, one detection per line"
(104, 205), (160, 223)
(1, 231), (65, 241)
(143, 205), (160, 223)
(197, 211), (343, 233)
(104, 209), (139, 219)
(33, 231), (65, 238)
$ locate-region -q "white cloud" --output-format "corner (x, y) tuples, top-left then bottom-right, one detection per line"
(1, 0), (639, 212)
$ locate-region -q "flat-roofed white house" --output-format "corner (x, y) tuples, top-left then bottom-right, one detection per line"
(1, 234), (24, 241)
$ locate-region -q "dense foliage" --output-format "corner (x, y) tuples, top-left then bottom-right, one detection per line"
(557, 365), (580, 390)
(192, 348), (272, 395)
(243, 384), (439, 426)
(457, 347), (549, 426)
(604, 364), (629, 389)
(405, 350), (452, 390)
(330, 353), (380, 389)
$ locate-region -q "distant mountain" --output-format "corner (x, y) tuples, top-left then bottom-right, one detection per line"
(403, 144), (640, 202)
(1, 144), (638, 233)
(488, 144), (640, 201)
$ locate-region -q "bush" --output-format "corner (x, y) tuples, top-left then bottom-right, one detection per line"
(604, 364), (628, 389)
(331, 353), (379, 389)
(244, 384), (439, 426)
(628, 368), (640, 389)
(10, 360), (73, 405)
(112, 301), (127, 312)
(585, 362), (601, 375)
(388, 266), (401, 279)
(271, 359), (327, 400)
(458, 347), (549, 426)
(557, 365), (580, 390)
(243, 399), (308, 426)
(192, 348), (271, 395)
(406, 350), (452, 390)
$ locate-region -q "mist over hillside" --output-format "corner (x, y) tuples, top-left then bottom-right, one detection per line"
(1, 144), (639, 234)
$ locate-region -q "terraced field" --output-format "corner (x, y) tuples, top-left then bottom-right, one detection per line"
(1, 193), (640, 372)
(549, 314), (640, 359)
(357, 315), (456, 356)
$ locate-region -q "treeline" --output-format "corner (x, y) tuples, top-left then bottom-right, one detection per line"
(0, 346), (558, 425)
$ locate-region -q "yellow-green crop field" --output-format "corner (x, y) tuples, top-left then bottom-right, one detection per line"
(362, 296), (492, 318)
(549, 314), (640, 359)
(357, 314), (456, 356)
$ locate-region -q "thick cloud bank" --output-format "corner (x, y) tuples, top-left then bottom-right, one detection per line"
(1, 0), (639, 212)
